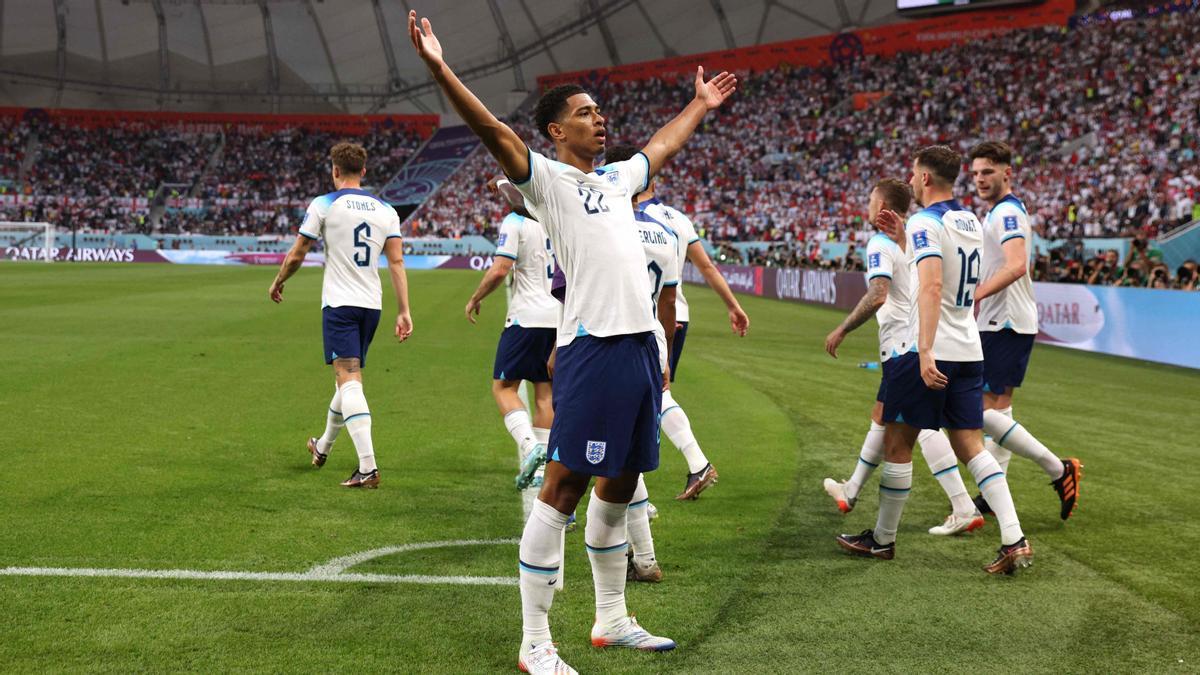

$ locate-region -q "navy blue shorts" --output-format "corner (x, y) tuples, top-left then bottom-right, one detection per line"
(981, 329), (1036, 394)
(322, 305), (381, 366)
(493, 326), (556, 382)
(881, 352), (984, 430)
(548, 332), (662, 478)
(668, 321), (688, 382)
(875, 374), (888, 404)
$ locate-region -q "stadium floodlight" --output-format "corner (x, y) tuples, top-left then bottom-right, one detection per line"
(0, 222), (55, 262)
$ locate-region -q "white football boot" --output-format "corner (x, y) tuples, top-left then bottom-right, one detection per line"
(591, 615), (676, 651)
(518, 642), (577, 675)
(928, 511), (985, 536)
(822, 478), (855, 514)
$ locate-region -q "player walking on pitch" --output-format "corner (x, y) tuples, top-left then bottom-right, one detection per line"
(465, 195), (558, 518)
(409, 10), (736, 673)
(823, 178), (984, 536)
(637, 168), (749, 499)
(837, 146), (1032, 574)
(967, 141), (1082, 521)
(268, 142), (413, 489)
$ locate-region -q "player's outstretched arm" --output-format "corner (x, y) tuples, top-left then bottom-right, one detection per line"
(825, 277), (889, 358)
(384, 237), (413, 342)
(687, 241), (749, 336)
(975, 237), (1027, 301)
(915, 259), (948, 390)
(465, 256), (514, 324)
(641, 67), (737, 177)
(408, 11), (529, 182)
(268, 235), (315, 303)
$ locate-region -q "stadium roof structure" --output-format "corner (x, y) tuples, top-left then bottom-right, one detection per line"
(0, 0), (903, 118)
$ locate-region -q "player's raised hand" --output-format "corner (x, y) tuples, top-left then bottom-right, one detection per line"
(395, 312), (414, 343)
(919, 352), (948, 390)
(408, 10), (444, 68)
(729, 306), (749, 337)
(694, 67), (737, 111)
(825, 327), (845, 359)
(876, 209), (904, 239)
(465, 297), (481, 324)
(268, 280), (284, 303)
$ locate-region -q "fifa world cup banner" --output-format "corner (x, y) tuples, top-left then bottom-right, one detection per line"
(378, 125), (481, 207)
(682, 263), (867, 311)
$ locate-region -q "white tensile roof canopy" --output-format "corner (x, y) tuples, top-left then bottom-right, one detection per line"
(0, 0), (902, 118)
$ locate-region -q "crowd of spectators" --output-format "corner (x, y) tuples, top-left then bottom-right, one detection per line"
(413, 5), (1199, 287)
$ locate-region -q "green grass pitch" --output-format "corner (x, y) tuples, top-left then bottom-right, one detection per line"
(1, 263), (1197, 673)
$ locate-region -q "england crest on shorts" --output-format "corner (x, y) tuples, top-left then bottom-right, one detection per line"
(586, 440), (607, 464)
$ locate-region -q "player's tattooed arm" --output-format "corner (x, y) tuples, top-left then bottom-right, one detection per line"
(408, 11), (529, 184)
(824, 277), (888, 358)
(268, 234), (314, 303)
(641, 67), (737, 177)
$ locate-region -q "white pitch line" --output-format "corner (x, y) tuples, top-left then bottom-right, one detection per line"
(0, 538), (522, 587)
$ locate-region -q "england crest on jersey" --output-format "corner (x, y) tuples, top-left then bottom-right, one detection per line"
(586, 440), (607, 464)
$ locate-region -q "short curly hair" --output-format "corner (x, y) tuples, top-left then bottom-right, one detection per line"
(534, 84), (587, 141)
(330, 142), (367, 175)
(914, 145), (961, 186)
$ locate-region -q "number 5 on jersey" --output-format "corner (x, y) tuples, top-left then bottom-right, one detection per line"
(353, 222), (372, 267)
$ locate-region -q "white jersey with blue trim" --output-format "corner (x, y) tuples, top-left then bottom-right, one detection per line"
(641, 199), (699, 322)
(513, 150), (659, 347)
(977, 193), (1038, 335)
(865, 233), (915, 362)
(299, 187), (400, 310)
(494, 212), (559, 329)
(905, 199), (985, 362)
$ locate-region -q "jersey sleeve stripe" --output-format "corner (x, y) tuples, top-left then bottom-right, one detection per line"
(914, 252), (942, 263)
(635, 151), (651, 192)
(687, 237), (701, 245)
(510, 146), (534, 186)
(1000, 233), (1026, 243)
(867, 272), (892, 280)
(662, 280), (679, 287)
(385, 234), (403, 239)
(298, 231), (319, 240)
(494, 252), (518, 260)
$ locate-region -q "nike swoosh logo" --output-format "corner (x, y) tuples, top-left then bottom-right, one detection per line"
(548, 578), (557, 586)
(871, 547), (891, 554)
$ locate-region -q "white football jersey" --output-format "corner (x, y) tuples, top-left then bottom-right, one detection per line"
(977, 194), (1038, 334)
(299, 188), (400, 310)
(906, 199), (985, 362)
(864, 233), (916, 362)
(641, 199), (700, 322)
(494, 212), (559, 329)
(513, 150), (659, 347)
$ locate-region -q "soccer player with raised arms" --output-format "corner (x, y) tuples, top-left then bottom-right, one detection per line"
(409, 10), (735, 673)
(464, 184), (559, 518)
(823, 178), (983, 536)
(967, 141), (1082, 521)
(837, 146), (1032, 575)
(268, 142), (413, 489)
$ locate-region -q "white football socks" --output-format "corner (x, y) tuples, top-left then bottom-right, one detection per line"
(338, 380), (376, 473)
(660, 390), (708, 474)
(316, 385), (343, 455)
(874, 461), (912, 545)
(918, 429), (974, 517)
(505, 408), (539, 457)
(983, 407), (1064, 480)
(625, 476), (655, 564)
(586, 495), (630, 627)
(967, 451), (1024, 546)
(845, 422), (885, 502)
(519, 500), (569, 649)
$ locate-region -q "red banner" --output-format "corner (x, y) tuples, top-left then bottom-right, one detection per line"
(539, 0), (1072, 88)
(0, 106), (438, 137)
